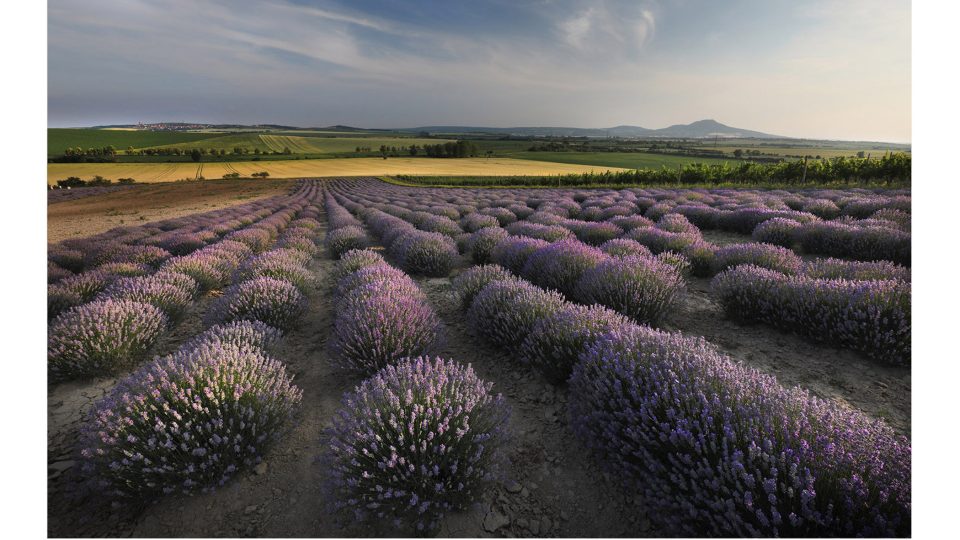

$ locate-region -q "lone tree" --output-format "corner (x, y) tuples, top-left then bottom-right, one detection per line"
(190, 149), (202, 162)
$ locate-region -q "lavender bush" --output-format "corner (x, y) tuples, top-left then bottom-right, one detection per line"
(185, 320), (283, 352)
(714, 242), (803, 275)
(237, 252), (313, 293)
(450, 264), (516, 309)
(211, 277), (307, 331)
(467, 280), (566, 348)
(571, 221), (623, 246)
(468, 226), (509, 264)
(80, 341), (302, 497)
(599, 238), (653, 259)
(490, 236), (550, 274)
(162, 252), (235, 291)
(521, 239), (608, 297)
(519, 303), (629, 384)
(568, 324), (910, 536)
(326, 226), (369, 259)
(49, 300), (167, 379)
(334, 283), (442, 374)
(803, 258), (910, 282)
(99, 275), (195, 320)
(712, 265), (910, 365)
(323, 357), (509, 533)
(332, 249), (386, 283)
(656, 213), (702, 237)
(752, 217), (801, 248)
(333, 263), (419, 302)
(391, 231), (458, 277)
(576, 255), (683, 325)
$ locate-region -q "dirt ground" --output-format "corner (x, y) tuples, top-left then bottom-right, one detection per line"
(47, 178), (295, 243)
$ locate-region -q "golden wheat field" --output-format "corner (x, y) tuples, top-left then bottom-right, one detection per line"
(46, 157), (629, 184)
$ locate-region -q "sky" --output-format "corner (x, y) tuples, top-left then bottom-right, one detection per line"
(47, 0), (912, 142)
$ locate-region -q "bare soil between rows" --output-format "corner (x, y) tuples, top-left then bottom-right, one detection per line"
(47, 178), (296, 243)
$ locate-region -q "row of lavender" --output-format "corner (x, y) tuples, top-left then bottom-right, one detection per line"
(316, 179), (911, 534)
(326, 178), (910, 366)
(321, 249), (507, 533)
(51, 183), (326, 499)
(326, 177), (910, 267)
(448, 265), (910, 536)
(48, 182), (321, 379)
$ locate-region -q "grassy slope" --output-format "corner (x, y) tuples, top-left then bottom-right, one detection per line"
(138, 133), (455, 154)
(48, 129), (213, 156)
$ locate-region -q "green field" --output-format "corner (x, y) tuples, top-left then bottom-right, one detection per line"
(141, 133), (454, 154)
(48, 129), (214, 156)
(510, 151), (733, 169)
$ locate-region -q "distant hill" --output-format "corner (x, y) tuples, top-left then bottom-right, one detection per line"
(401, 119), (784, 139)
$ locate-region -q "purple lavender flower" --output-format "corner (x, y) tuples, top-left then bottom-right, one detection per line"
(49, 300), (167, 379)
(332, 249), (386, 283)
(325, 226), (369, 259)
(390, 231), (459, 277)
(468, 227), (509, 264)
(521, 239), (608, 297)
(210, 277), (307, 331)
(569, 324), (910, 536)
(334, 281), (442, 374)
(520, 303), (630, 384)
(237, 250), (313, 292)
(599, 238), (653, 259)
(803, 258), (910, 282)
(450, 265), (517, 309)
(322, 356), (509, 533)
(576, 255), (684, 325)
(79, 341), (302, 498)
(467, 280), (566, 348)
(714, 242), (804, 275)
(184, 320), (283, 352)
(98, 274), (194, 321)
(490, 236), (550, 274)
(712, 265), (910, 365)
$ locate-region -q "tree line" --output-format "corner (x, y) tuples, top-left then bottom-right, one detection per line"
(53, 176), (135, 188)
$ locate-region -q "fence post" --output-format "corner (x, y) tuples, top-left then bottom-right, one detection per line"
(801, 157), (808, 184)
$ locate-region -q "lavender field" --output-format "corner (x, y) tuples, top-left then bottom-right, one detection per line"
(47, 177), (911, 537)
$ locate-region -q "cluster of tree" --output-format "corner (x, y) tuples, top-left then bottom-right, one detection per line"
(528, 141), (573, 152)
(396, 153), (911, 188)
(54, 176), (135, 188)
(129, 146), (292, 157)
(732, 149), (767, 157)
(221, 171), (269, 179)
(411, 140), (479, 158)
(63, 146), (117, 157)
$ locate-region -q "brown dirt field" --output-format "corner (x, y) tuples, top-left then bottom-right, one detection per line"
(47, 178), (296, 243)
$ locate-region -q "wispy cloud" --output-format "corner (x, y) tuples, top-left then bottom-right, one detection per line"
(47, 0), (910, 141)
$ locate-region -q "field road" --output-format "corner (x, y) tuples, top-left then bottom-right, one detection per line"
(47, 157), (629, 184)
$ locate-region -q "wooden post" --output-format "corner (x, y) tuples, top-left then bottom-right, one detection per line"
(678, 164), (683, 185)
(801, 156), (808, 184)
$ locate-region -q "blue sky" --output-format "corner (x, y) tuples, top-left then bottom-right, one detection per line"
(47, 0), (911, 141)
